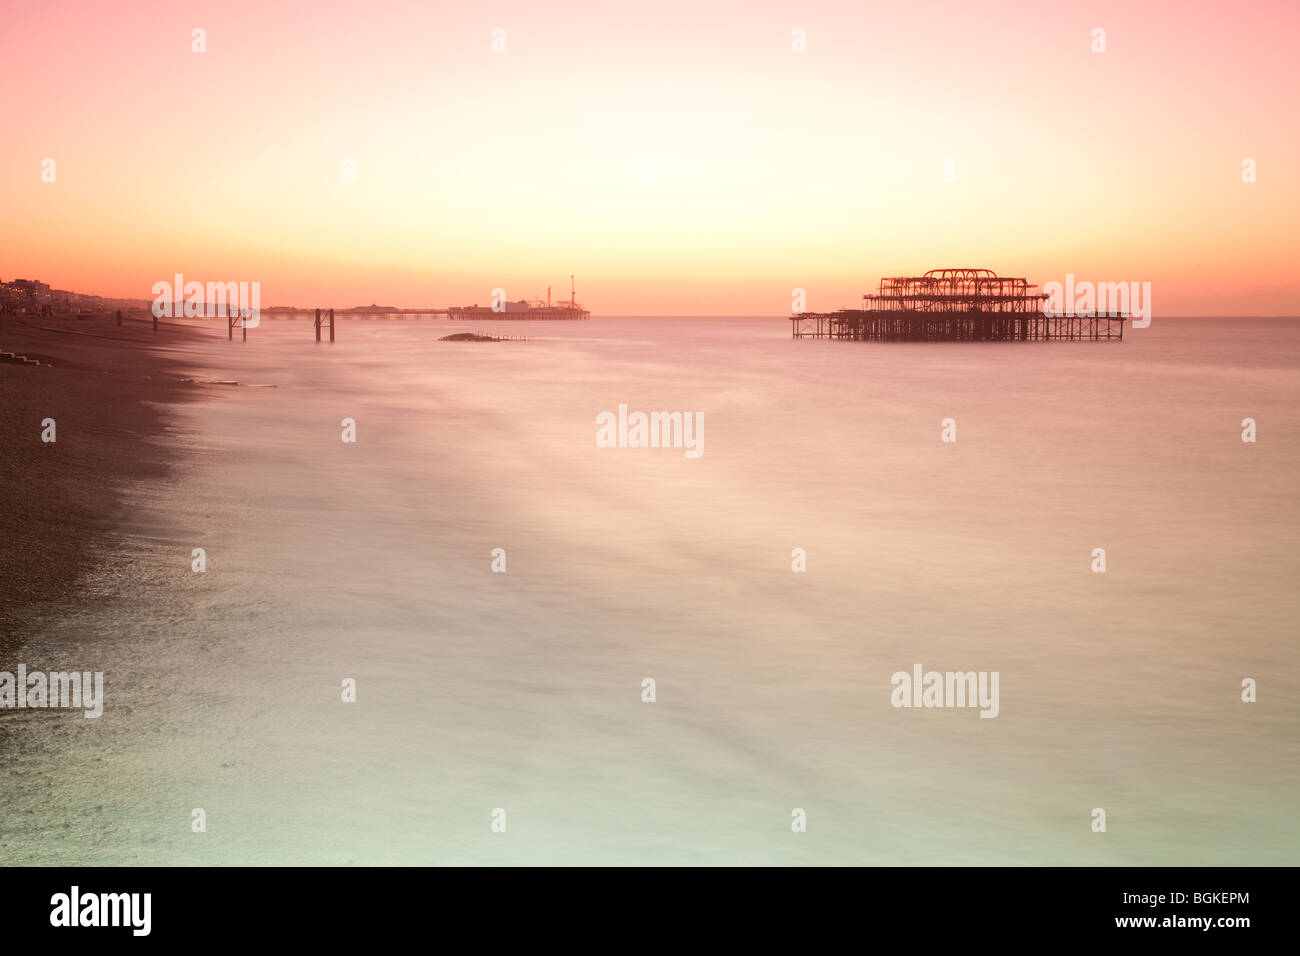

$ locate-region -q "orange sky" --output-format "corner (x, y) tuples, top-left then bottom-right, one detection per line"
(3, 0), (1298, 314)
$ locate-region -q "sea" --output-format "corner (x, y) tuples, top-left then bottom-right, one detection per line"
(2, 315), (1297, 864)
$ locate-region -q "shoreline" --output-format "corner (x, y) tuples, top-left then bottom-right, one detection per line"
(0, 313), (202, 652)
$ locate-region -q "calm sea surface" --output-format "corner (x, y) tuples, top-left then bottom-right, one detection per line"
(3, 316), (1297, 864)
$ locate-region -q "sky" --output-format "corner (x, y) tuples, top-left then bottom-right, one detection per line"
(2, 0), (1298, 314)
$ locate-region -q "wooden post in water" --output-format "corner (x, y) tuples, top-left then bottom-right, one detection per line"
(315, 308), (321, 343)
(153, 308), (158, 332)
(228, 305), (233, 341)
(329, 308), (335, 343)
(242, 310), (247, 342)
(116, 309), (122, 327)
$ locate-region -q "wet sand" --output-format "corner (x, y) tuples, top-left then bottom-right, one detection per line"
(0, 313), (200, 648)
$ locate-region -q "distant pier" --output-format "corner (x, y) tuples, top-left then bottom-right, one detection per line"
(791, 268), (1125, 342)
(264, 275), (590, 321)
(256, 305), (590, 321)
(446, 305), (589, 320)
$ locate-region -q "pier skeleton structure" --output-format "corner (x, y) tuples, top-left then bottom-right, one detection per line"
(791, 268), (1125, 342)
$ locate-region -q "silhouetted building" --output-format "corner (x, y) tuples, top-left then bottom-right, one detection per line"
(0, 278), (53, 314)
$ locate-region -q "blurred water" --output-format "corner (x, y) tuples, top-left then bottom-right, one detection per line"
(3, 315), (1297, 865)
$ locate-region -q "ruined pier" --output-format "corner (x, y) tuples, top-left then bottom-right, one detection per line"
(791, 268), (1125, 342)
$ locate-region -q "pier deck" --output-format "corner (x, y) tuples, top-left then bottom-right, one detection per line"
(791, 268), (1125, 342)
(791, 310), (1124, 341)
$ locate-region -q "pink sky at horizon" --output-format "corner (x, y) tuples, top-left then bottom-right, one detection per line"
(2, 0), (1298, 315)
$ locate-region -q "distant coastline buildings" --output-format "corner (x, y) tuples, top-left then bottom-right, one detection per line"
(0, 278), (148, 316)
(0, 278), (53, 314)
